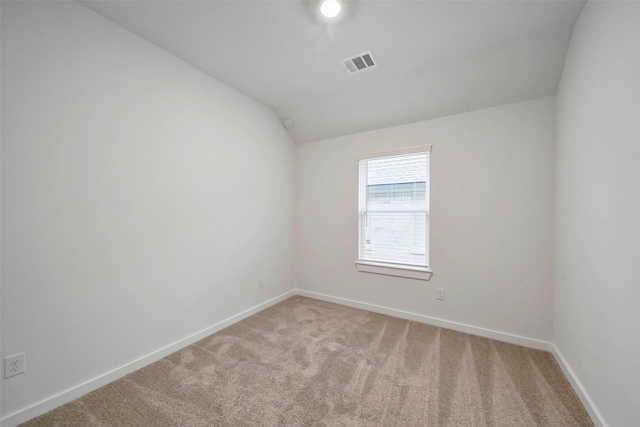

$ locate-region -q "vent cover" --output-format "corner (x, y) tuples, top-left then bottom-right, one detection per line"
(341, 50), (377, 74)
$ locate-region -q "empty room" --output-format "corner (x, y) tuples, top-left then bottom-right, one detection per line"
(1, 0), (638, 426)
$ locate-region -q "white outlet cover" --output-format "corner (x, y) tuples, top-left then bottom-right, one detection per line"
(4, 353), (26, 379)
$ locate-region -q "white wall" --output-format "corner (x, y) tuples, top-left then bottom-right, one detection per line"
(554, 2), (640, 426)
(297, 97), (556, 343)
(1, 1), (295, 420)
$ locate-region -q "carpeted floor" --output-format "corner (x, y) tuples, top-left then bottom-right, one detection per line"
(22, 296), (593, 426)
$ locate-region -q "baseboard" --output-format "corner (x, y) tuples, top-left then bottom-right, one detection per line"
(551, 346), (607, 427)
(296, 290), (608, 425)
(4, 289), (604, 427)
(0, 290), (296, 427)
(295, 289), (553, 351)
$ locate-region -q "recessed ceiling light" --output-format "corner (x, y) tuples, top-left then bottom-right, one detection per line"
(320, 0), (341, 18)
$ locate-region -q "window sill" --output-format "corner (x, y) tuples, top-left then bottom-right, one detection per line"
(355, 261), (432, 281)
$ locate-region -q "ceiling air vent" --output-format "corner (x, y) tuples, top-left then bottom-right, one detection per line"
(341, 50), (377, 74)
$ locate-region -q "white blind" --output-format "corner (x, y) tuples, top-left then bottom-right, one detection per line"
(358, 150), (430, 267)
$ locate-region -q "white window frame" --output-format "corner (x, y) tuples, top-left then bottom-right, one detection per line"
(356, 145), (433, 280)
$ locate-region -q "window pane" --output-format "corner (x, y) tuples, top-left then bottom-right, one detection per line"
(359, 151), (429, 267)
(363, 212), (427, 265)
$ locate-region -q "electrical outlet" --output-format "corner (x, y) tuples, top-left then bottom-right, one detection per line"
(259, 276), (264, 288)
(436, 288), (445, 301)
(4, 353), (26, 379)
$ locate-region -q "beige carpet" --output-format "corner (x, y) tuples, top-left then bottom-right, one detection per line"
(23, 296), (593, 426)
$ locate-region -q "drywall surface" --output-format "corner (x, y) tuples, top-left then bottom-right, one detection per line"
(1, 1), (295, 419)
(297, 97), (556, 342)
(554, 2), (640, 426)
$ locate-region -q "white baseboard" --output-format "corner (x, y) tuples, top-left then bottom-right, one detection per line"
(551, 346), (607, 427)
(295, 289), (553, 351)
(3, 289), (605, 427)
(0, 290), (296, 427)
(296, 290), (606, 426)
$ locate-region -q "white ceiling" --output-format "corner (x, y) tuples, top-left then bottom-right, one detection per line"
(80, 0), (586, 143)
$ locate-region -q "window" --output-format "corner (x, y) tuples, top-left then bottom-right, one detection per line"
(356, 146), (432, 280)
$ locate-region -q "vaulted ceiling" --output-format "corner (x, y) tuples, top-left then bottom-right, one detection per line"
(80, 0), (586, 143)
